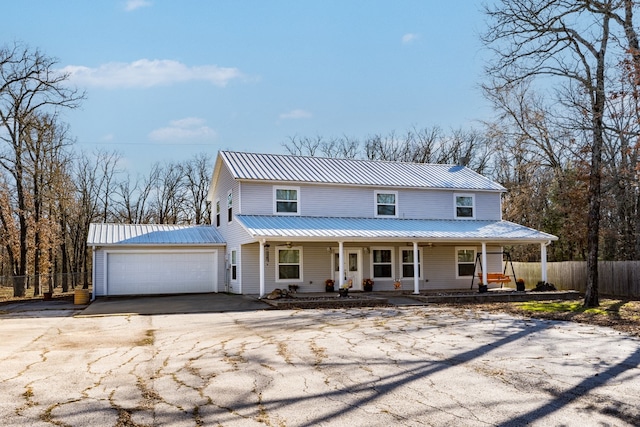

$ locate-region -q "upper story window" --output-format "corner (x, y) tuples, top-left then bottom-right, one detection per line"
(375, 191), (398, 217)
(227, 191), (233, 222)
(274, 187), (299, 215)
(215, 200), (221, 227)
(455, 194), (475, 219)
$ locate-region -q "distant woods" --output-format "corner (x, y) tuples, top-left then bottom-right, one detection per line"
(0, 42), (213, 297)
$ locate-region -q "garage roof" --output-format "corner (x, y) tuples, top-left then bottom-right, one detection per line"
(236, 215), (558, 244)
(87, 223), (225, 246)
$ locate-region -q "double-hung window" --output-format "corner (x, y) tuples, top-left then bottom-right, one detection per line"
(227, 191), (233, 222)
(455, 194), (475, 219)
(375, 191), (397, 217)
(277, 247), (302, 281)
(215, 200), (221, 227)
(372, 248), (393, 278)
(456, 247), (476, 278)
(230, 250), (237, 281)
(274, 187), (299, 214)
(401, 249), (421, 278)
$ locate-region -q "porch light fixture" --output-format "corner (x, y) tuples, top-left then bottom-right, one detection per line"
(286, 242), (292, 248)
(327, 247), (332, 253)
(364, 247), (370, 254)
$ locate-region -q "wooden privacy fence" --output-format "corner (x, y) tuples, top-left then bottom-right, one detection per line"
(511, 261), (640, 298)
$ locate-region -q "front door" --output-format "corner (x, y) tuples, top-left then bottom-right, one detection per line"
(333, 249), (363, 291)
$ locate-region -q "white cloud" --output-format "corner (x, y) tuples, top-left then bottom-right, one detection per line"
(125, 0), (151, 11)
(60, 59), (241, 89)
(402, 33), (419, 44)
(279, 109), (312, 120)
(149, 117), (217, 142)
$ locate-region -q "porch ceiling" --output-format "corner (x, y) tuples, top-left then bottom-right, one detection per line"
(235, 215), (558, 244)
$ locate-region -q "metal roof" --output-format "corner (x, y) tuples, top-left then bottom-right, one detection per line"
(236, 215), (558, 243)
(219, 151), (506, 191)
(87, 223), (225, 246)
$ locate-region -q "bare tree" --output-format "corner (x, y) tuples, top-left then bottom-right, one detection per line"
(183, 153), (212, 225)
(0, 42), (84, 296)
(482, 0), (622, 307)
(283, 135), (360, 159)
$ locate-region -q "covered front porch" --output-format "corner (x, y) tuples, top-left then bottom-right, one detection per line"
(233, 215), (559, 298)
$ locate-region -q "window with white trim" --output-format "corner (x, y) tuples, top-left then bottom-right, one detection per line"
(400, 249), (421, 278)
(375, 191), (397, 217)
(215, 200), (221, 227)
(456, 247), (476, 278)
(276, 246), (302, 281)
(230, 250), (237, 281)
(372, 248), (393, 278)
(227, 191), (233, 222)
(274, 187), (299, 214)
(455, 194), (475, 219)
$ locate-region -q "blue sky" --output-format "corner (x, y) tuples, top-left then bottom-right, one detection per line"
(2, 1), (491, 175)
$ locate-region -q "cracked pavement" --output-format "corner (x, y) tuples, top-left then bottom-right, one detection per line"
(1, 305), (639, 426)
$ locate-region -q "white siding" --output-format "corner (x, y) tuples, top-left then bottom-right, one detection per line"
(238, 181), (503, 221)
(474, 192), (502, 220)
(423, 245), (504, 290)
(93, 247), (105, 296)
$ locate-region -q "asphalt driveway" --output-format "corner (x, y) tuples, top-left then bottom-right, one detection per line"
(1, 297), (639, 426)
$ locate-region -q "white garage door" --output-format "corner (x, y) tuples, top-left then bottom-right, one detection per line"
(106, 251), (217, 295)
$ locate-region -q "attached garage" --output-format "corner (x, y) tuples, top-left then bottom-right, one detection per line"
(105, 250), (218, 295)
(88, 224), (226, 297)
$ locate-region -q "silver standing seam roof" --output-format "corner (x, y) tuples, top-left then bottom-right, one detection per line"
(219, 151), (506, 191)
(235, 215), (558, 243)
(87, 223), (225, 246)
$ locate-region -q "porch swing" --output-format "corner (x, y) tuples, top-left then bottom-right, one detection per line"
(469, 251), (517, 290)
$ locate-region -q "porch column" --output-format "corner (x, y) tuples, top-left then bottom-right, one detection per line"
(541, 241), (549, 283)
(259, 240), (266, 298)
(412, 241), (420, 295)
(338, 241), (344, 288)
(481, 242), (488, 285)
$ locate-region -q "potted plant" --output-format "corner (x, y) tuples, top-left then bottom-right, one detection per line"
(288, 284), (299, 293)
(363, 278), (374, 292)
(338, 282), (351, 298)
(516, 278), (525, 292)
(325, 279), (335, 292)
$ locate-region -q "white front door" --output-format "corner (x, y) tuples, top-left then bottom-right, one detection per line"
(333, 249), (363, 291)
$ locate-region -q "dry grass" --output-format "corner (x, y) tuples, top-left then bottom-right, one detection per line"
(0, 286), (91, 303)
(458, 298), (640, 338)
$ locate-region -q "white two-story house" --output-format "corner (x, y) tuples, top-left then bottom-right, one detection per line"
(88, 151), (557, 297)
